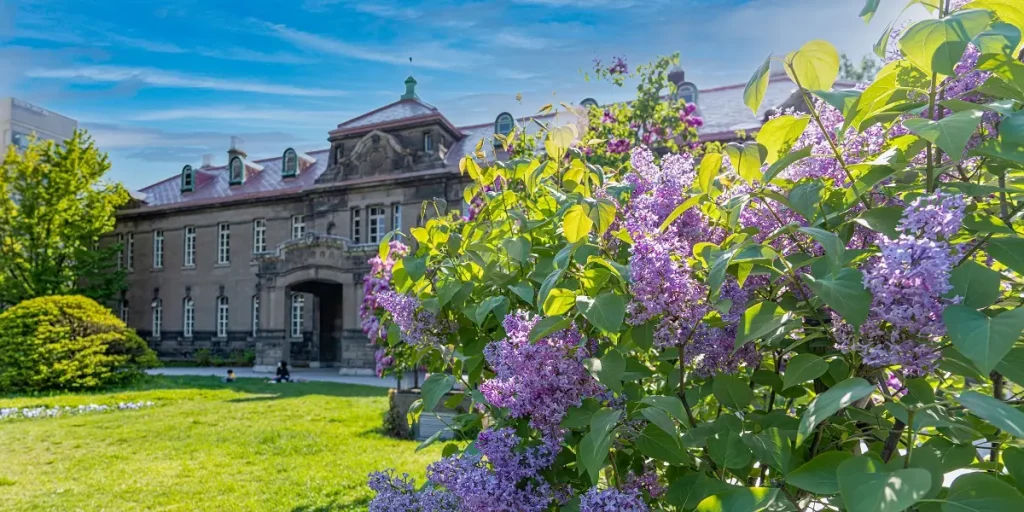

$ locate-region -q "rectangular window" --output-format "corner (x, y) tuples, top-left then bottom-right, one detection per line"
(251, 296), (260, 337)
(184, 226), (196, 267)
(217, 223), (230, 264)
(291, 215), (306, 240)
(368, 206), (385, 244)
(152, 299), (162, 338)
(119, 300), (129, 325)
(423, 132), (433, 152)
(392, 204), (402, 232)
(153, 230), (164, 269)
(117, 234), (124, 270)
(290, 294), (304, 338)
(183, 298), (194, 338)
(253, 219), (267, 253)
(217, 296), (229, 338)
(352, 208), (362, 244)
(126, 232), (135, 270)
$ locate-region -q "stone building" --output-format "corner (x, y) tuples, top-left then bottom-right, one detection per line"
(113, 72), (817, 373)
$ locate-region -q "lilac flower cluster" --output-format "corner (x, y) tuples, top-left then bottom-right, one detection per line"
(607, 138), (632, 154)
(579, 487), (649, 512)
(369, 427), (559, 511)
(623, 466), (665, 499)
(601, 110), (617, 124)
(480, 311), (604, 435)
(835, 192), (965, 375)
(0, 401), (155, 421)
(359, 241), (410, 345)
(606, 56), (628, 75)
(678, 103), (703, 128)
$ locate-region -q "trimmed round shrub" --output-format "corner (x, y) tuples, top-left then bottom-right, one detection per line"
(0, 295), (158, 392)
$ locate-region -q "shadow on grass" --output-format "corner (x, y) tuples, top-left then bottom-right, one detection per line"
(0, 374), (388, 402)
(290, 495), (371, 512)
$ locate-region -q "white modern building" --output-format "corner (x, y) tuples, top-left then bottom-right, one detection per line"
(0, 97), (78, 150)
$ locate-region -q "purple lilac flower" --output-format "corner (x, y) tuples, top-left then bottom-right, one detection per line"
(376, 291), (449, 347)
(601, 110), (617, 124)
(607, 138), (631, 154)
(898, 191), (966, 240)
(579, 487), (648, 512)
(367, 470), (458, 512)
(480, 312), (604, 435)
(623, 466), (665, 499)
(359, 241), (410, 344)
(607, 56), (628, 75)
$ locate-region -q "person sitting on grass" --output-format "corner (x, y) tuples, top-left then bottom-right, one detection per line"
(271, 361), (291, 383)
(223, 369), (236, 383)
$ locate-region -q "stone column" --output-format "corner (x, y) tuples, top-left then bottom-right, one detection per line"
(253, 282), (288, 373)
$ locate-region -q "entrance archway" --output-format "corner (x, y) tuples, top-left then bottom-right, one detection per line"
(288, 280), (344, 366)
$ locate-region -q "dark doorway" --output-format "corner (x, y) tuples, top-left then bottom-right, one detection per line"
(289, 280), (344, 367)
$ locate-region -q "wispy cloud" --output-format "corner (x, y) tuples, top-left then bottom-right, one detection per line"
(26, 65), (346, 97)
(302, 0), (422, 20)
(124, 106), (353, 124)
(492, 30), (553, 50)
(509, 0), (641, 7)
(254, 19), (482, 70)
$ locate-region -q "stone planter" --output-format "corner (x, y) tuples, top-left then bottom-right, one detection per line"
(385, 388), (472, 441)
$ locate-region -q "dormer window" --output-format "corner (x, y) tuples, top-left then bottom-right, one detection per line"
(336, 145), (344, 162)
(180, 165), (194, 193)
(229, 156), (244, 185)
(423, 132), (433, 152)
(580, 98), (598, 109)
(282, 148), (298, 178)
(495, 112), (514, 147)
(677, 82), (699, 106)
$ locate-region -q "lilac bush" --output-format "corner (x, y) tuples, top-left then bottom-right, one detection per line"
(361, 3), (1024, 510)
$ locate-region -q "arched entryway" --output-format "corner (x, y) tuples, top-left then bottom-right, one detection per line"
(288, 280), (344, 366)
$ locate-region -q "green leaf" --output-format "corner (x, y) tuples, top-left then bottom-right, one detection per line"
(787, 451), (853, 494)
(957, 390), (1024, 438)
(987, 237), (1024, 275)
(763, 145), (813, 183)
(629, 320), (655, 351)
(741, 428), (794, 473)
(563, 204), (593, 243)
(699, 153), (723, 193)
(744, 55), (772, 114)
(579, 431), (613, 484)
(403, 256), (427, 281)
(943, 305), (1024, 374)
(421, 373), (456, 412)
(784, 39), (841, 91)
(508, 281), (535, 304)
(799, 227), (846, 274)
(695, 487), (788, 512)
(659, 194), (704, 233)
(724, 142), (767, 184)
(576, 293), (624, 334)
(641, 395), (687, 425)
(1003, 446), (1024, 487)
(713, 374), (754, 409)
(735, 302), (790, 349)
(948, 260), (1002, 309)
(837, 455), (932, 512)
(803, 268), (873, 328)
(475, 296), (507, 325)
(666, 474), (735, 511)
(708, 431), (752, 469)
(543, 288), (576, 316)
(796, 377), (874, 446)
(853, 206), (903, 239)
(899, 9), (994, 76)
(943, 472), (1024, 511)
(903, 110), (985, 163)
(916, 438), (977, 473)
(640, 407), (677, 437)
(996, 347), (1024, 385)
(813, 89), (862, 117)
(528, 316), (572, 343)
(860, 0), (881, 23)
(756, 115), (810, 165)
(590, 407), (621, 438)
(585, 350), (625, 392)
(974, 21), (1023, 57)
(502, 236), (531, 263)
(637, 424), (688, 465)
(783, 353), (830, 390)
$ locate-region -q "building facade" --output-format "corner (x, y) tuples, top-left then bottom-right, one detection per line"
(114, 73), (812, 373)
(0, 97), (79, 150)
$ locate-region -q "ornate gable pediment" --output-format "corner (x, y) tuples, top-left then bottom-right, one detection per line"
(318, 129), (414, 183)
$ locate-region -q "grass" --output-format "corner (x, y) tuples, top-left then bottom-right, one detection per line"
(0, 376), (442, 512)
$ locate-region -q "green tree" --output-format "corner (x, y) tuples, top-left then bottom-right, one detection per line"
(0, 130), (129, 306)
(839, 53), (880, 82)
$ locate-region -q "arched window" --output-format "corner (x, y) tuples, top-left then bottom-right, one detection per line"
(580, 98), (598, 109)
(677, 82), (699, 107)
(282, 148), (298, 178)
(181, 165), (194, 192)
(216, 296), (229, 338)
(495, 112), (514, 137)
(183, 297), (195, 338)
(229, 156), (244, 185)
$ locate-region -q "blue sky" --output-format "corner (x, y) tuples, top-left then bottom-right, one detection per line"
(0, 0), (922, 190)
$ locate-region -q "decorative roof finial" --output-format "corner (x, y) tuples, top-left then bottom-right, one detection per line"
(401, 74), (418, 100)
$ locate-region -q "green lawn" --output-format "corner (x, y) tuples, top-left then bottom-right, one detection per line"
(0, 376), (441, 512)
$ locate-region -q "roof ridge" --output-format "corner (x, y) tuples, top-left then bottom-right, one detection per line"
(336, 98), (435, 128)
